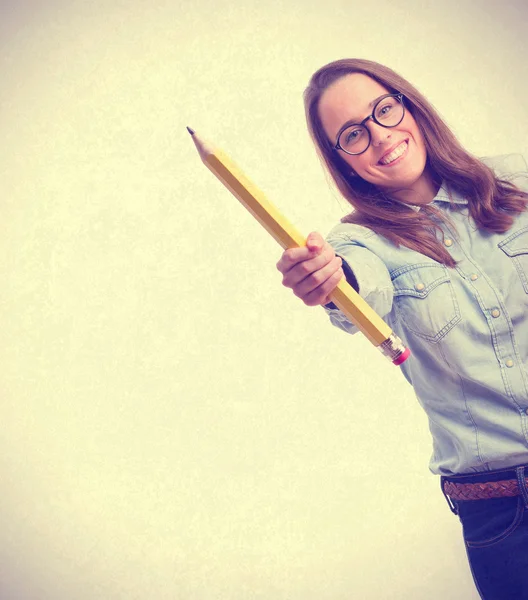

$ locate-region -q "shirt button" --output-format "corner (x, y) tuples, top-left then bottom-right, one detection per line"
(415, 283), (425, 291)
(470, 274), (478, 281)
(506, 359), (514, 368)
(444, 239), (453, 247)
(491, 309), (500, 318)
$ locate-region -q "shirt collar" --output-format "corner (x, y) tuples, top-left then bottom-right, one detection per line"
(433, 181), (468, 206)
(405, 181), (468, 212)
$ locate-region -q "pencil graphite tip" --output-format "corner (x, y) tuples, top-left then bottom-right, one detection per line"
(186, 126), (195, 135)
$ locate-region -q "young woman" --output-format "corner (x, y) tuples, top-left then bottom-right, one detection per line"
(276, 58), (528, 599)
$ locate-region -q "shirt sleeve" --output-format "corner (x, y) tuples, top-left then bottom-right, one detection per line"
(322, 232), (394, 336)
(482, 153), (528, 191)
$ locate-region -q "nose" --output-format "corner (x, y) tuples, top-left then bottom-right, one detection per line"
(366, 118), (392, 146)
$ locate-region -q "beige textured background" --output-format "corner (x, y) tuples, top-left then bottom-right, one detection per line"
(1, 1), (527, 598)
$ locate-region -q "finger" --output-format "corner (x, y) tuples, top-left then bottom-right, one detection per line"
(276, 241), (327, 273)
(292, 255), (342, 300)
(304, 266), (344, 306)
(282, 248), (339, 288)
(305, 231), (325, 252)
(276, 246), (313, 272)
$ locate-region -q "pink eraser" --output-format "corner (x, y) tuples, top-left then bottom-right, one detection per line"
(393, 347), (411, 365)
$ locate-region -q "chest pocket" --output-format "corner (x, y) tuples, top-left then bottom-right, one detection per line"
(392, 264), (461, 343)
(498, 226), (528, 294)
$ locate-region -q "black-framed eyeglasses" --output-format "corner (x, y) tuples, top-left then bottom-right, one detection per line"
(333, 93), (406, 156)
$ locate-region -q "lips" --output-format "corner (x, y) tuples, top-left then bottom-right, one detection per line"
(378, 138), (409, 165)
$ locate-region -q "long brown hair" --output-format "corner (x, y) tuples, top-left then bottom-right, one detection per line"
(304, 58), (528, 266)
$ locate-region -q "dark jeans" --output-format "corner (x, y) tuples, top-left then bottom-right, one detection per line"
(441, 464), (528, 599)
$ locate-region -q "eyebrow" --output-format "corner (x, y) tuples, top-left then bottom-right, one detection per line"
(335, 93), (389, 138)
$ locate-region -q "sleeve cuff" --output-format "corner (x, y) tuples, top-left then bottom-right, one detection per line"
(323, 253), (359, 310)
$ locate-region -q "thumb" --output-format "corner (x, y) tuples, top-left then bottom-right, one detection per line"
(306, 232), (324, 252)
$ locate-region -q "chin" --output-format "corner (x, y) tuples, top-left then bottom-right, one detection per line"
(375, 170), (423, 191)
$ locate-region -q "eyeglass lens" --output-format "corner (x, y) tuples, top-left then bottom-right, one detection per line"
(338, 96), (404, 155)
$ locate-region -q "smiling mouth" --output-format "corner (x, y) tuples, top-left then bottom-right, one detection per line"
(378, 139), (409, 166)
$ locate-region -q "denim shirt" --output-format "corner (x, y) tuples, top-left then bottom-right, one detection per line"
(324, 154), (528, 476)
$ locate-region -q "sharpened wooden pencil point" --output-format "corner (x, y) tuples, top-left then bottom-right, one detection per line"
(187, 126), (195, 135)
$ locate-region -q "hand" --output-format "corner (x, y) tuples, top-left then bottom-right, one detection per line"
(276, 231), (343, 306)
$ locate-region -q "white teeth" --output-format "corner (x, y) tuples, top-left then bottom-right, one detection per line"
(379, 141), (408, 165)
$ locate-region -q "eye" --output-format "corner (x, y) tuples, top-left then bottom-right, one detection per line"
(344, 128), (364, 144)
(375, 98), (398, 120)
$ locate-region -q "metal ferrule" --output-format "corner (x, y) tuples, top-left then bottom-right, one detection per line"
(378, 333), (407, 362)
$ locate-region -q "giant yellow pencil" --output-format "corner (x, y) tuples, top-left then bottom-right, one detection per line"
(188, 127), (410, 365)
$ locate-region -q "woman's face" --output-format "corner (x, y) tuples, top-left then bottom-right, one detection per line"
(318, 73), (434, 202)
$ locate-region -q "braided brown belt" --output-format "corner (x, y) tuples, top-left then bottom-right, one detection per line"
(444, 479), (520, 501)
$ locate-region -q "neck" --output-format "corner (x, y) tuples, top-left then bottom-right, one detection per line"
(389, 166), (441, 206)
